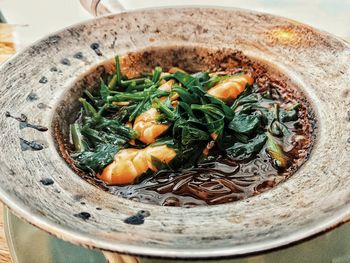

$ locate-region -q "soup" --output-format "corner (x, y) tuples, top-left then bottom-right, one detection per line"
(61, 48), (315, 207)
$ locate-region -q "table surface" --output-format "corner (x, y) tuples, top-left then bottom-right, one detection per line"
(0, 0), (349, 262)
(0, 205), (11, 262)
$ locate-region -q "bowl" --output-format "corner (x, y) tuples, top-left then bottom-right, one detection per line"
(0, 7), (349, 259)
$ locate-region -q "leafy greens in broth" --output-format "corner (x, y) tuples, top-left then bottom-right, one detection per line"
(68, 55), (314, 207)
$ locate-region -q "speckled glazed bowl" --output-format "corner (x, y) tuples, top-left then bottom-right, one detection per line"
(0, 7), (349, 260)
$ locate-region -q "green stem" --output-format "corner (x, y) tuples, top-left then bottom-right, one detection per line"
(129, 99), (148, 122)
(70, 123), (87, 152)
(274, 103), (280, 122)
(108, 55), (122, 89)
(152, 98), (176, 120)
(83, 90), (95, 102)
(152, 66), (162, 83)
(108, 91), (148, 102)
(126, 82), (154, 92)
(79, 98), (98, 118)
(121, 77), (149, 87)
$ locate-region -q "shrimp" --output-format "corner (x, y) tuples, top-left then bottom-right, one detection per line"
(133, 108), (169, 144)
(159, 79), (175, 92)
(98, 145), (176, 185)
(207, 74), (254, 102)
(133, 80), (179, 144)
(159, 79), (179, 101)
(168, 67), (187, 74)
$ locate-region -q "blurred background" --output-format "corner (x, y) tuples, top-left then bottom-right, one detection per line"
(1, 0), (350, 47)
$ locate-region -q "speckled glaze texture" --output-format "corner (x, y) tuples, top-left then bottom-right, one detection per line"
(0, 7), (349, 259)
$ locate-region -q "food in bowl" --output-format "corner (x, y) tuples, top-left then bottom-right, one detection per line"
(64, 49), (315, 207)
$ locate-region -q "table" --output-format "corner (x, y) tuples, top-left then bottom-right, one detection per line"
(0, 205), (11, 262)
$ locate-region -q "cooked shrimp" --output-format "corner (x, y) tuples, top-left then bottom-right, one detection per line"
(98, 145), (176, 185)
(202, 140), (215, 156)
(207, 74), (254, 102)
(168, 67), (187, 74)
(210, 132), (218, 141)
(133, 108), (169, 144)
(159, 79), (175, 92)
(159, 79), (179, 101)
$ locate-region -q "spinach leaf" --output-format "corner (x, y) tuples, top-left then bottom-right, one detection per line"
(226, 133), (267, 160)
(172, 86), (199, 104)
(94, 118), (138, 139)
(191, 72), (210, 83)
(280, 104), (300, 122)
(205, 94), (235, 120)
(191, 104), (225, 118)
(181, 125), (209, 145)
(74, 144), (119, 171)
(172, 142), (206, 168)
(81, 126), (129, 146)
(176, 101), (197, 120)
(228, 113), (262, 136)
(207, 116), (225, 140)
(173, 71), (199, 89)
(231, 93), (259, 111)
(280, 110), (298, 122)
(173, 118), (209, 145)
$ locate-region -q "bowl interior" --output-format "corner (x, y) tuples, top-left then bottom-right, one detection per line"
(53, 45), (316, 204)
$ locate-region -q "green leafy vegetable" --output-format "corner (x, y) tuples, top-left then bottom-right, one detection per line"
(79, 98), (98, 118)
(191, 72), (210, 83)
(173, 71), (200, 90)
(152, 66), (162, 83)
(70, 123), (88, 152)
(226, 133), (267, 159)
(108, 55), (122, 89)
(73, 144), (119, 171)
(100, 79), (110, 101)
(69, 55), (302, 180)
(228, 113), (262, 136)
(266, 132), (289, 168)
(172, 86), (199, 104)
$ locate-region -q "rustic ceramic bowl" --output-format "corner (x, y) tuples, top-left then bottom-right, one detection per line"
(0, 7), (349, 260)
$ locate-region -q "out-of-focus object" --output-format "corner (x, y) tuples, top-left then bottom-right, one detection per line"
(0, 23), (16, 63)
(80, 0), (350, 38)
(0, 204), (11, 263)
(80, 0), (125, 16)
(0, 11), (6, 23)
